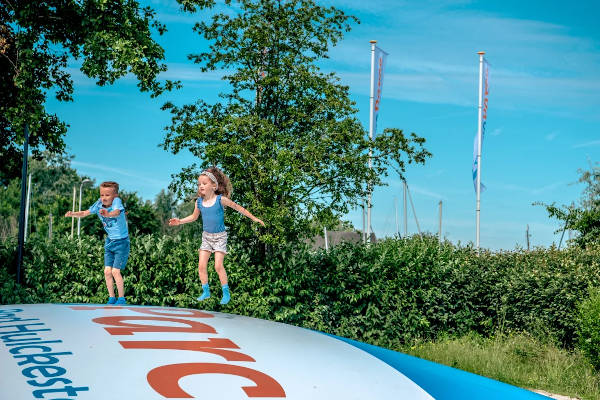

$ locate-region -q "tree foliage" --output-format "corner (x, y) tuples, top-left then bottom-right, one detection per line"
(538, 162), (600, 248)
(162, 0), (431, 245)
(0, 153), (163, 240)
(0, 0), (178, 184)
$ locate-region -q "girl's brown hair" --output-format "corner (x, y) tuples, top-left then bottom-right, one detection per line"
(198, 167), (232, 198)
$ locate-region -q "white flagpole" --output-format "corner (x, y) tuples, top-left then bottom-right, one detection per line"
(476, 51), (485, 252)
(367, 40), (376, 243)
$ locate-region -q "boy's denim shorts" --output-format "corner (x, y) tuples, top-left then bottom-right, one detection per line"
(104, 237), (130, 270)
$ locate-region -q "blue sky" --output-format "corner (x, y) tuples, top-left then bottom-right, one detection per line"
(46, 0), (600, 250)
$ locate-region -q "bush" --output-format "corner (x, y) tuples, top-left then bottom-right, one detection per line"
(2, 234), (600, 350)
(577, 288), (600, 369)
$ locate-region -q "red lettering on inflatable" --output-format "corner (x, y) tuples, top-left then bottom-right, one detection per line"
(91, 316), (216, 335)
(147, 363), (286, 398)
(119, 339), (255, 362)
(69, 306), (213, 319)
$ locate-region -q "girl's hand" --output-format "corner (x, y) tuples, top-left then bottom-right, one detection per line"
(65, 211), (73, 217)
(168, 218), (181, 226)
(254, 218), (265, 227)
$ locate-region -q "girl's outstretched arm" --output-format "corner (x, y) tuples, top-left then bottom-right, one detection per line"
(168, 199), (200, 226)
(221, 197), (265, 226)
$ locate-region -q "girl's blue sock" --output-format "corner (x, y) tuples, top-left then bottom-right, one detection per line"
(220, 284), (230, 305)
(197, 284), (210, 301)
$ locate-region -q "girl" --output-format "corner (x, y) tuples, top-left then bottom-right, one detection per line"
(169, 167), (264, 304)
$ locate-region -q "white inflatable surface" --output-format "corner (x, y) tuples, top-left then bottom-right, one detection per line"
(0, 304), (434, 399)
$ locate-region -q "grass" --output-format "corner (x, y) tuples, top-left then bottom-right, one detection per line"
(400, 332), (600, 400)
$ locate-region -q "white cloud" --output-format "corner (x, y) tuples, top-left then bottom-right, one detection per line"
(495, 181), (568, 196)
(572, 140), (600, 149)
(71, 161), (166, 187)
(321, 3), (600, 116)
(545, 132), (558, 141)
(160, 63), (227, 82)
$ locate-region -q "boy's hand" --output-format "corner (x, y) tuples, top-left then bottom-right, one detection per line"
(99, 209), (109, 217)
(65, 211), (73, 217)
(254, 218), (265, 227)
(168, 218), (180, 226)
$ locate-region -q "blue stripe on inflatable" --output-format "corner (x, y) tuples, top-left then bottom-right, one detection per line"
(326, 334), (551, 400)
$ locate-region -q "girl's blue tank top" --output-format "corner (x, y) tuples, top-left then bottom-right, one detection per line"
(197, 195), (226, 233)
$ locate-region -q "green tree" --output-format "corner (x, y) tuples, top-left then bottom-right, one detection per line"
(539, 162), (600, 248)
(162, 0), (431, 246)
(0, 0), (179, 184)
(0, 153), (163, 239)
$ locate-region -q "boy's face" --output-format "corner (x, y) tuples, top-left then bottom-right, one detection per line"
(99, 186), (118, 207)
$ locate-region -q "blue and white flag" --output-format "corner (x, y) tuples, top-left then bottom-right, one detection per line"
(372, 46), (388, 136)
(472, 57), (489, 192)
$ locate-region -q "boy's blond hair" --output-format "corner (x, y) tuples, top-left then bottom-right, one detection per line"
(100, 181), (119, 194)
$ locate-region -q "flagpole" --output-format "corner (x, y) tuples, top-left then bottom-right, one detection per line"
(367, 40), (376, 243)
(476, 51), (485, 253)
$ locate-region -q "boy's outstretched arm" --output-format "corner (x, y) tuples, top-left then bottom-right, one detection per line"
(221, 197), (265, 226)
(65, 210), (91, 218)
(168, 200), (200, 226)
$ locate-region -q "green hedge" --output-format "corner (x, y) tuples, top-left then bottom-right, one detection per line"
(577, 288), (600, 369)
(1, 234), (599, 352)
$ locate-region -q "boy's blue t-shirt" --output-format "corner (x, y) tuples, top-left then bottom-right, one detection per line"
(88, 197), (129, 240)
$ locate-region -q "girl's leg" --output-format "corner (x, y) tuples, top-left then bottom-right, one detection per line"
(111, 268), (125, 298)
(213, 251), (228, 286)
(198, 250), (211, 284)
(214, 252), (230, 304)
(197, 250), (212, 301)
(104, 266), (115, 298)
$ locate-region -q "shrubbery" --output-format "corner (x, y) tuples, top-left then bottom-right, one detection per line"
(1, 234), (600, 355)
(577, 288), (600, 369)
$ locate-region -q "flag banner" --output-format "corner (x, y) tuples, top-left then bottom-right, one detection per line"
(472, 57), (489, 192)
(372, 46), (388, 136)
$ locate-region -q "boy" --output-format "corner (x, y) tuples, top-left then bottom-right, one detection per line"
(65, 181), (130, 304)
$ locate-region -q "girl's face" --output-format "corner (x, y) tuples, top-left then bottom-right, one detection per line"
(197, 175), (217, 197)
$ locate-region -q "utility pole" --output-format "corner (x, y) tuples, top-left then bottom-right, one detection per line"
(16, 125), (30, 284)
(406, 183), (422, 237)
(49, 213), (53, 239)
(438, 200), (443, 242)
(362, 202), (366, 243)
(24, 173), (32, 242)
(403, 180), (407, 237)
(394, 196), (399, 237)
(526, 224), (530, 251)
(70, 186), (76, 238)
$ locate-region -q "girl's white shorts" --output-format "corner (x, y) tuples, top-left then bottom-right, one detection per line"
(200, 231), (228, 254)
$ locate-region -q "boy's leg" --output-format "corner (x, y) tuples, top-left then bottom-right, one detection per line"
(104, 267), (116, 299)
(111, 238), (130, 304)
(111, 269), (125, 298)
(104, 238), (116, 301)
(214, 251), (230, 304)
